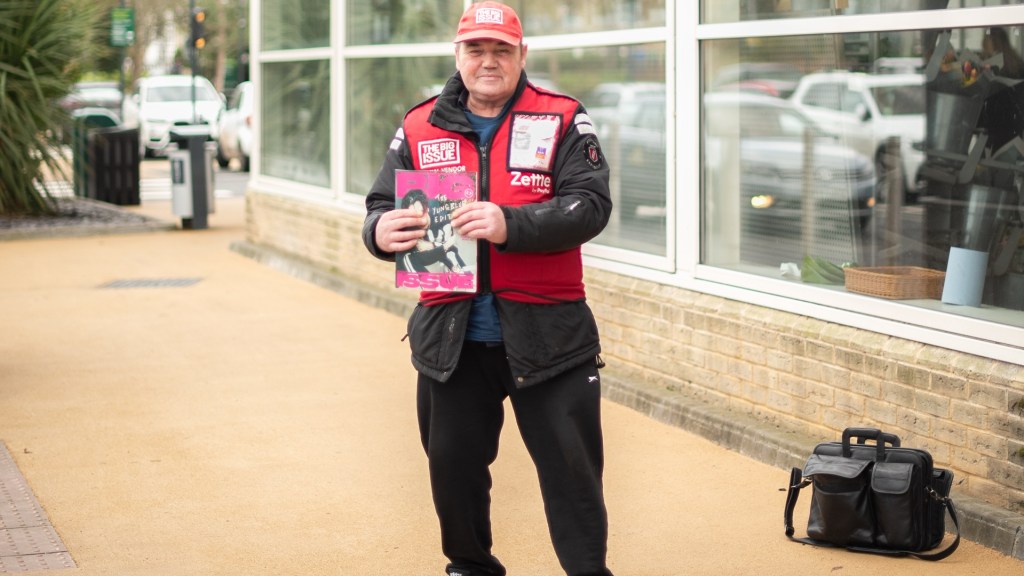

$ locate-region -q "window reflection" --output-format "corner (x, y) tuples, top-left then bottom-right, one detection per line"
(262, 0), (330, 50)
(705, 92), (873, 267)
(509, 0), (666, 35)
(702, 0), (1021, 24)
(346, 44), (669, 256)
(703, 24), (1024, 315)
(565, 44), (667, 255)
(346, 57), (454, 194)
(346, 0), (666, 45)
(346, 0), (463, 45)
(262, 61), (331, 187)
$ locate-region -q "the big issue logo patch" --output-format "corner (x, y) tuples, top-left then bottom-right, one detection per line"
(418, 138), (461, 169)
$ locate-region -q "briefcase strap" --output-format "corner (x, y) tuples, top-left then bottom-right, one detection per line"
(784, 467), (961, 561)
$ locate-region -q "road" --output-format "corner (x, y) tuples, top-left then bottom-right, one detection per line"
(140, 155), (249, 200)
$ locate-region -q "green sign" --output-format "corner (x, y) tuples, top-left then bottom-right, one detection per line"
(110, 8), (135, 48)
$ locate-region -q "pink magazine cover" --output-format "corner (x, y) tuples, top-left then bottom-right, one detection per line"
(395, 170), (478, 292)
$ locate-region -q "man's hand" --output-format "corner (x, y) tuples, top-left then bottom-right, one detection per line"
(451, 201), (507, 244)
(374, 209), (428, 253)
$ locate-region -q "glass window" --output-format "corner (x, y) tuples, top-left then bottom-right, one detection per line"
(506, 0), (666, 36)
(559, 43), (668, 255)
(346, 56), (455, 194)
(262, 0), (330, 50)
(702, 0), (1023, 24)
(346, 0), (464, 45)
(262, 60), (331, 188)
(347, 1), (666, 45)
(702, 24), (1024, 326)
(347, 43), (669, 257)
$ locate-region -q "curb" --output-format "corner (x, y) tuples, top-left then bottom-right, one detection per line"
(0, 198), (177, 241)
(232, 239), (1024, 561)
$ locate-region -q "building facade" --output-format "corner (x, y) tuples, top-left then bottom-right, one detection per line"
(240, 0), (1024, 556)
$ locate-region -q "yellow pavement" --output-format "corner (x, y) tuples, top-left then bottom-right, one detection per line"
(0, 195), (1021, 575)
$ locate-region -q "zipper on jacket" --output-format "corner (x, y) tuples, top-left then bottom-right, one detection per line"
(477, 144), (492, 294)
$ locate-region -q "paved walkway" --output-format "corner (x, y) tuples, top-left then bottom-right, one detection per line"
(1, 196), (1021, 575)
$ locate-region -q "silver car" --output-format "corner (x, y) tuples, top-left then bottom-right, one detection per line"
(216, 81), (254, 172)
(703, 92), (877, 230)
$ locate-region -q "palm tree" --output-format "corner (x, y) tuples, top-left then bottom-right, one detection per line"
(0, 0), (101, 215)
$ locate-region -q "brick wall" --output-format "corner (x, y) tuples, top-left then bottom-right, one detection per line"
(245, 190), (1024, 515)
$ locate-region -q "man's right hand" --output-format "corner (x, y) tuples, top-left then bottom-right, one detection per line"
(374, 209), (428, 253)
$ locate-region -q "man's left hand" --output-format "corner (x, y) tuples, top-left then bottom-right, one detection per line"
(451, 201), (507, 244)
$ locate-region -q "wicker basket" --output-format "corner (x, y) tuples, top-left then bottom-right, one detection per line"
(844, 266), (946, 300)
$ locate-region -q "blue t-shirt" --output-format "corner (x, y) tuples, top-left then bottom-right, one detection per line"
(464, 107), (505, 342)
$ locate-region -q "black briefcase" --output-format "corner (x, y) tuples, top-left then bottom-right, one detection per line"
(784, 427), (960, 560)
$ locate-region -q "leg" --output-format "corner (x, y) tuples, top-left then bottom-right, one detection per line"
(508, 360), (613, 576)
(417, 343), (511, 576)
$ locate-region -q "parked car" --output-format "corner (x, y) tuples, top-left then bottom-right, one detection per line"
(58, 81), (123, 120)
(56, 81), (123, 144)
(703, 92), (876, 234)
(612, 91), (669, 221)
(871, 57), (925, 75)
(710, 62), (804, 98)
(789, 71), (926, 201)
(584, 81), (666, 138)
(121, 75), (225, 157)
(216, 81), (254, 171)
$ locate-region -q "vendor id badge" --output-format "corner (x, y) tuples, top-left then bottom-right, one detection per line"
(508, 113), (561, 172)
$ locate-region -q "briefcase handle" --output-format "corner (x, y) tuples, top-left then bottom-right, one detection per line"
(842, 427), (900, 459)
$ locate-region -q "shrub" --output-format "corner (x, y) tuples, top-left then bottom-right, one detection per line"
(0, 0), (101, 215)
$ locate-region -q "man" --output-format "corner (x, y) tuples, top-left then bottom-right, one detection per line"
(362, 3), (613, 575)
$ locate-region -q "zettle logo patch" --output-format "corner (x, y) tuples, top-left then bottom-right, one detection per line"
(418, 138), (461, 169)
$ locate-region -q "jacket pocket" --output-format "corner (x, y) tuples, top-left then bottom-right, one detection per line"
(407, 300), (471, 382)
(495, 298), (600, 387)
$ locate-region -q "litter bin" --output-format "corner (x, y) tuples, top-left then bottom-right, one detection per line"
(169, 126), (215, 229)
(72, 108), (140, 205)
(86, 127), (140, 205)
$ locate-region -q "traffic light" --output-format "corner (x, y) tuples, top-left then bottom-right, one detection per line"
(190, 8), (207, 49)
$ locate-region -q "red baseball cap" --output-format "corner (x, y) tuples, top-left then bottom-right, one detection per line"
(453, 2), (523, 46)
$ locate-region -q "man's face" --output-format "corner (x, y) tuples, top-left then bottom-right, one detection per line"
(455, 39), (527, 113)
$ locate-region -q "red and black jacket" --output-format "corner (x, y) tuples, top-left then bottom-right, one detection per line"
(363, 71), (612, 386)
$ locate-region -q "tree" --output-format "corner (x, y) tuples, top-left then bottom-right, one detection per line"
(121, 0), (188, 89)
(0, 0), (102, 216)
(113, 0), (248, 93)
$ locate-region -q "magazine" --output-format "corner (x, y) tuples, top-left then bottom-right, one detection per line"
(395, 170), (478, 292)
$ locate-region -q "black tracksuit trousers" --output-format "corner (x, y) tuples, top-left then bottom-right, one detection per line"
(416, 341), (613, 576)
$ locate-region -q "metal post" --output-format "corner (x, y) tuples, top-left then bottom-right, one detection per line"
(883, 136), (904, 266)
(190, 0), (198, 124)
(801, 127), (816, 258)
(118, 0), (126, 99)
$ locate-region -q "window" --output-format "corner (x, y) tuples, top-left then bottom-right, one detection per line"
(344, 0), (666, 46)
(702, 22), (1024, 330)
(261, 0), (330, 50)
(262, 60), (331, 188)
(346, 0), (463, 45)
(343, 5), (670, 257)
(559, 44), (668, 255)
(702, 0), (1022, 24)
(346, 56), (455, 195)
